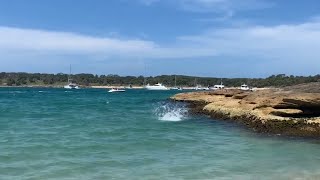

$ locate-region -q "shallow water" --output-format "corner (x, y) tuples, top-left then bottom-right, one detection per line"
(0, 88), (320, 179)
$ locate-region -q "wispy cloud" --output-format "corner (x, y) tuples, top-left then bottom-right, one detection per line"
(0, 26), (218, 59)
(0, 26), (156, 56)
(1, 19), (320, 65)
(177, 0), (273, 13)
(139, 0), (160, 6)
(177, 20), (320, 61)
(137, 0), (273, 20)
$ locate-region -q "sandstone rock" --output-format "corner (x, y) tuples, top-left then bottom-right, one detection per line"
(171, 87), (320, 137)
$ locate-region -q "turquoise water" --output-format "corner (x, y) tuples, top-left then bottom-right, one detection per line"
(1, 88), (320, 179)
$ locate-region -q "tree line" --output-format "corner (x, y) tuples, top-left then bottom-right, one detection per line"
(0, 72), (319, 88)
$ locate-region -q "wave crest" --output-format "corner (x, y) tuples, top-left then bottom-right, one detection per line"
(153, 101), (188, 122)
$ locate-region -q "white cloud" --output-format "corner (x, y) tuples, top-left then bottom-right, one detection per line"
(0, 26), (156, 55)
(177, 20), (320, 62)
(0, 26), (218, 59)
(1, 19), (320, 65)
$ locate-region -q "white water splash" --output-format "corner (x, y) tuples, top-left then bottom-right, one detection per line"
(154, 102), (188, 122)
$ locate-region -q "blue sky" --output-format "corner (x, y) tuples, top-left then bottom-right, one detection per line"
(0, 0), (320, 77)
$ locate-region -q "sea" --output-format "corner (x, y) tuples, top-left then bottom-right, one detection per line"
(0, 88), (320, 180)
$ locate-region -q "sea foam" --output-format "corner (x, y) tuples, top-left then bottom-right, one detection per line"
(154, 101), (188, 122)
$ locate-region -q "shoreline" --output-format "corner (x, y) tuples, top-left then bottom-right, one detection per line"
(0, 84), (272, 90)
(171, 87), (320, 137)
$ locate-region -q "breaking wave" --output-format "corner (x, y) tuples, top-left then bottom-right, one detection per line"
(153, 101), (188, 122)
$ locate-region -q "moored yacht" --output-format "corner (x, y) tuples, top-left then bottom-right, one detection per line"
(108, 88), (126, 93)
(210, 79), (224, 90)
(171, 87), (179, 90)
(64, 83), (80, 89)
(64, 65), (80, 89)
(210, 84), (224, 90)
(170, 75), (179, 90)
(146, 83), (169, 90)
(240, 84), (250, 91)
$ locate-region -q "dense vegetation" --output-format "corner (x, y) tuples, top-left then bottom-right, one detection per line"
(0, 72), (319, 88)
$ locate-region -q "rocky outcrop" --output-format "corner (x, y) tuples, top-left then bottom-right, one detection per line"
(171, 88), (320, 137)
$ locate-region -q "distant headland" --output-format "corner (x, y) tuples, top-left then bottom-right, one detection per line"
(0, 72), (319, 88)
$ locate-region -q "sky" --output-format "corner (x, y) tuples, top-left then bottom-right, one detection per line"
(0, 0), (320, 77)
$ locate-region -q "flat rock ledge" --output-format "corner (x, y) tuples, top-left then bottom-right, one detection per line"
(171, 89), (320, 137)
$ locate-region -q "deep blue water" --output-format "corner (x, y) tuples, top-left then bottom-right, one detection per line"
(0, 88), (320, 179)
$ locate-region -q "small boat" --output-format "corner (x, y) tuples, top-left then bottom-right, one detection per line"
(178, 87), (183, 91)
(210, 84), (224, 90)
(64, 65), (80, 89)
(125, 84), (133, 89)
(64, 83), (80, 89)
(108, 88), (126, 93)
(171, 76), (179, 90)
(240, 84), (250, 91)
(210, 79), (225, 90)
(145, 83), (169, 90)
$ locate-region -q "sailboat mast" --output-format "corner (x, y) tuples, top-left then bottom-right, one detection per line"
(175, 75), (177, 87)
(68, 64), (72, 83)
(143, 63), (147, 86)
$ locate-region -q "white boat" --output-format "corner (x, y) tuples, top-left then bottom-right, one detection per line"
(193, 78), (200, 90)
(194, 85), (209, 90)
(146, 83), (169, 90)
(64, 83), (80, 89)
(125, 84), (133, 89)
(210, 84), (224, 90)
(64, 65), (80, 89)
(178, 87), (183, 91)
(171, 75), (179, 90)
(108, 88), (126, 93)
(171, 87), (179, 90)
(240, 84), (250, 91)
(210, 79), (225, 90)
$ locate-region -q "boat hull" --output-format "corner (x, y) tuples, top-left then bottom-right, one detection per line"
(108, 89), (126, 93)
(64, 85), (80, 89)
(146, 87), (169, 90)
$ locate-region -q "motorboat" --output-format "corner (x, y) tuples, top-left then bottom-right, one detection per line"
(240, 84), (250, 91)
(210, 84), (224, 90)
(108, 88), (126, 93)
(210, 79), (225, 90)
(64, 83), (80, 89)
(145, 83), (169, 90)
